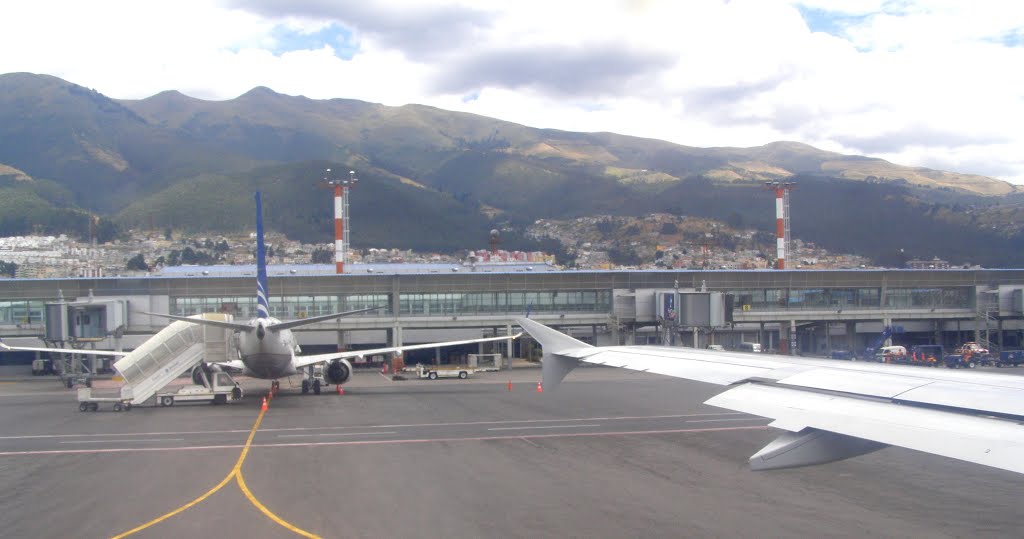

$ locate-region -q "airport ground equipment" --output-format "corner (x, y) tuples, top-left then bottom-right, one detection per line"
(31, 358), (55, 375)
(997, 350), (1024, 367)
(863, 325), (904, 360)
(413, 364), (473, 380)
(943, 342), (993, 369)
(154, 370), (243, 407)
(76, 386), (134, 412)
(113, 313), (234, 406)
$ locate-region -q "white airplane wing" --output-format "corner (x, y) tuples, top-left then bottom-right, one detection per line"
(0, 341), (128, 357)
(292, 333), (522, 370)
(518, 318), (1024, 475)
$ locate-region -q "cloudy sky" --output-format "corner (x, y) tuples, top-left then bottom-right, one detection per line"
(3, 0), (1023, 183)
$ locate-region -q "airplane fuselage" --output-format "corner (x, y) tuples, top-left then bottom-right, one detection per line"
(237, 316), (299, 379)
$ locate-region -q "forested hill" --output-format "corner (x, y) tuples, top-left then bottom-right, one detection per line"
(1, 72), (1022, 266)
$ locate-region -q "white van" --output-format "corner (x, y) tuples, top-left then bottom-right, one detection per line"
(737, 342), (762, 353)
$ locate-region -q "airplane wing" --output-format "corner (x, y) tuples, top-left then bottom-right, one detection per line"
(266, 306), (382, 332)
(0, 344), (128, 356)
(517, 317), (1024, 475)
(142, 306), (382, 333)
(142, 312), (257, 332)
(292, 333), (522, 370)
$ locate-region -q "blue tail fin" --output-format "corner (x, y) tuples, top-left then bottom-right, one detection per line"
(255, 192), (270, 319)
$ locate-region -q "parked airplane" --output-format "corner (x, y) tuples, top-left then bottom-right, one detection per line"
(518, 317), (1024, 475)
(148, 192), (519, 394)
(2, 193), (519, 395)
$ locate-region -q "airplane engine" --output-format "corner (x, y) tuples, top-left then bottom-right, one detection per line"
(325, 358), (352, 385)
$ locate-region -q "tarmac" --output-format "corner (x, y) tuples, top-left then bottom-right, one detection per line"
(1, 364), (1022, 538)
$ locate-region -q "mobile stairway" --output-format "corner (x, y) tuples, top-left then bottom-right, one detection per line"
(100, 313), (236, 407)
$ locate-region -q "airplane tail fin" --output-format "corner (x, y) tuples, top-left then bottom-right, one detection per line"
(255, 192), (270, 319)
(516, 318), (591, 390)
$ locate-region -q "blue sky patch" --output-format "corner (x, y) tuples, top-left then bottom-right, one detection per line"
(795, 5), (871, 39)
(270, 23), (358, 59)
(992, 30), (1023, 47)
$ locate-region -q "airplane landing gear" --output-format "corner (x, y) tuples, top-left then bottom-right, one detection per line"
(312, 379), (321, 395)
(301, 379), (310, 394)
(270, 380), (280, 396)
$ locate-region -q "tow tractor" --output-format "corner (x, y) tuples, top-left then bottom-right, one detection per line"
(944, 342), (993, 369)
(76, 369), (243, 411)
(413, 364), (473, 380)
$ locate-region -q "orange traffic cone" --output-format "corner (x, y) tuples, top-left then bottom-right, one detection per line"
(337, 384), (344, 396)
(267, 390), (273, 401)
(536, 381), (543, 393)
(507, 380), (512, 391)
(261, 396), (268, 411)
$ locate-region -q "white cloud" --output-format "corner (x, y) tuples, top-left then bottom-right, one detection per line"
(1, 0), (1022, 183)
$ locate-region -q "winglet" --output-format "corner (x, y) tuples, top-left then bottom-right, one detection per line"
(516, 318), (591, 390)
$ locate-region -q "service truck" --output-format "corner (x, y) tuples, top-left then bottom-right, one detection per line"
(155, 370), (243, 407)
(413, 364), (473, 380)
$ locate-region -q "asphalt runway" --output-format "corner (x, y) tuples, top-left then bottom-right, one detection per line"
(1, 367), (1022, 538)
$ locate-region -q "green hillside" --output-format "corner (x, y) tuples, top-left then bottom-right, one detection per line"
(1, 72), (1022, 266)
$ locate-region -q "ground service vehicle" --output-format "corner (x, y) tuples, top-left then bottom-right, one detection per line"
(156, 371), (243, 406)
(908, 345), (944, 366)
(414, 364), (473, 380)
(862, 325), (905, 360)
(875, 345), (907, 362)
(944, 342), (993, 369)
(737, 342), (762, 353)
(997, 350), (1024, 367)
(31, 359), (54, 375)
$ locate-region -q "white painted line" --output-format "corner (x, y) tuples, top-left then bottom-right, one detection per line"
(277, 431), (397, 438)
(263, 412), (746, 433)
(0, 425), (770, 457)
(487, 424), (602, 431)
(0, 413), (751, 440)
(686, 418), (767, 423)
(0, 429), (250, 440)
(60, 438), (186, 444)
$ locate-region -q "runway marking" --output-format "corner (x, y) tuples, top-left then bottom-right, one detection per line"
(262, 412), (747, 433)
(686, 418), (766, 423)
(59, 438), (185, 444)
(112, 408), (320, 539)
(0, 429), (251, 440)
(277, 431), (397, 438)
(249, 425), (771, 449)
(487, 424), (602, 431)
(0, 412), (745, 440)
(0, 424), (770, 457)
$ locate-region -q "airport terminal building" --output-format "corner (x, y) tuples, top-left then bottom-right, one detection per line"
(3, 265), (1024, 362)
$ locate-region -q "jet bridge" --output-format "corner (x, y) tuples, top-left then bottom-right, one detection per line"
(113, 313), (235, 406)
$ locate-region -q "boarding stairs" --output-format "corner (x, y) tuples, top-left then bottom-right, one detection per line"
(113, 313), (235, 405)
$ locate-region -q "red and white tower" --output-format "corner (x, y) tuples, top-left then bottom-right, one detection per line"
(764, 182), (795, 269)
(325, 169), (358, 274)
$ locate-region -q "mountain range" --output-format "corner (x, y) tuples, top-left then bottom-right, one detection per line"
(1, 72), (1023, 267)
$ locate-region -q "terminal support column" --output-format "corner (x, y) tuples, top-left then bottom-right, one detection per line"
(506, 323), (514, 370)
(336, 330), (346, 352)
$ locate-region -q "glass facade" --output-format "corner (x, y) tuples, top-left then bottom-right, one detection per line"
(729, 287), (968, 311)
(0, 300), (45, 326)
(397, 290), (610, 316)
(168, 286), (969, 319)
(172, 294), (389, 319)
